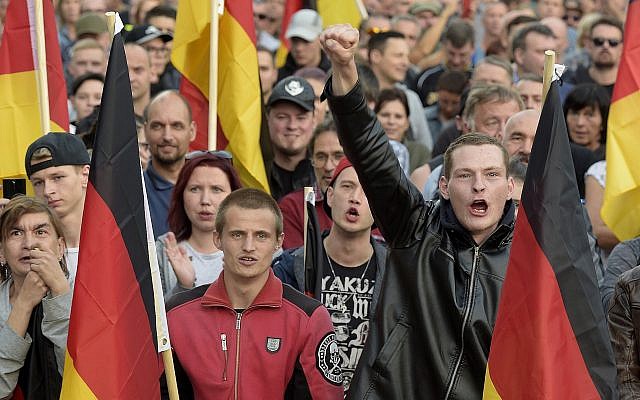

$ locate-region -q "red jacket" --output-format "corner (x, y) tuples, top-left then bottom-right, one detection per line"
(278, 188), (333, 249)
(166, 270), (344, 400)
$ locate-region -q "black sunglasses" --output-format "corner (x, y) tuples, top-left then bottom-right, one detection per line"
(591, 37), (622, 47)
(185, 150), (233, 161)
(254, 13), (277, 23)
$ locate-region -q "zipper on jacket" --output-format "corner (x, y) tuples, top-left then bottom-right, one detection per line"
(444, 246), (479, 400)
(221, 333), (228, 381)
(234, 312), (242, 400)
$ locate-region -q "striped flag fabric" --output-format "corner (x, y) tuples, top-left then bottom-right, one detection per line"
(601, 0), (640, 241)
(316, 0), (363, 31)
(482, 81), (618, 399)
(60, 15), (169, 399)
(171, 0), (270, 192)
(0, 0), (68, 178)
(275, 0), (304, 67)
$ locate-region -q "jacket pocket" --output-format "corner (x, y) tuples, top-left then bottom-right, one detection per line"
(372, 320), (410, 374)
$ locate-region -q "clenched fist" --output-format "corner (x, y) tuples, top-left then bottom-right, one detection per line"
(319, 24), (359, 67)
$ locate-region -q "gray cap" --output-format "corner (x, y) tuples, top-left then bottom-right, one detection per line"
(267, 77), (315, 112)
(285, 9), (323, 42)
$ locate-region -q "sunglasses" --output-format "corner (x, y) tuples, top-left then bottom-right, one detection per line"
(591, 37), (622, 47)
(185, 150), (233, 161)
(254, 13), (277, 23)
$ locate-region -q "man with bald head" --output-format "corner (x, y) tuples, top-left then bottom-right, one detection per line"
(125, 43), (153, 117)
(502, 109), (540, 163)
(143, 90), (197, 238)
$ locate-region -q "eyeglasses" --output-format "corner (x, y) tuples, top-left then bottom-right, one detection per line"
(185, 150), (233, 161)
(591, 37), (622, 47)
(144, 45), (169, 55)
(254, 13), (277, 23)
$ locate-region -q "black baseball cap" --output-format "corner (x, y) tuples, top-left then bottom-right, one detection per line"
(267, 76), (315, 112)
(25, 132), (90, 178)
(124, 24), (173, 45)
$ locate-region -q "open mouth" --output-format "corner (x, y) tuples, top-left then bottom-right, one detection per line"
(469, 200), (488, 216)
(345, 207), (360, 222)
(238, 255), (258, 265)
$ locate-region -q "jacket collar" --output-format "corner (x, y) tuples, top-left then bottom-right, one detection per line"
(439, 198), (515, 248)
(201, 270), (283, 309)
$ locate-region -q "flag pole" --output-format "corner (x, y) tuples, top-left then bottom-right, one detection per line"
(303, 186), (313, 294)
(34, 0), (50, 134)
(542, 50), (556, 103)
(209, 0), (224, 150)
(354, 0), (369, 19)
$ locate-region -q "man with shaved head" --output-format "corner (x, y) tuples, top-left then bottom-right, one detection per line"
(502, 109), (540, 163)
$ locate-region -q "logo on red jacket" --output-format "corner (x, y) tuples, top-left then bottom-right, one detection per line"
(316, 332), (343, 386)
(266, 337), (281, 353)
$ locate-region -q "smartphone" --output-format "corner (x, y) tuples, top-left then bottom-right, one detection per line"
(2, 178), (26, 199)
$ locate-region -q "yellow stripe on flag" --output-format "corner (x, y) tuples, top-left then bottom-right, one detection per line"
(60, 351), (98, 399)
(219, 14), (269, 192)
(317, 0), (363, 28)
(0, 70), (41, 177)
(602, 90), (640, 240)
(482, 367), (503, 399)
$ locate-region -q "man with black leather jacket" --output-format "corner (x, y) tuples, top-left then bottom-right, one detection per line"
(320, 25), (516, 399)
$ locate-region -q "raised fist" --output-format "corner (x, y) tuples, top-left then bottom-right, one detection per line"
(319, 24), (359, 67)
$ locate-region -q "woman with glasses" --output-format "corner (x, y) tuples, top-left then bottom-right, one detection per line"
(157, 151), (242, 296)
(0, 196), (71, 399)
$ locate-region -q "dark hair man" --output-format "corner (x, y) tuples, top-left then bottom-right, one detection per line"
(320, 25), (516, 399)
(165, 188), (344, 399)
(511, 23), (556, 79)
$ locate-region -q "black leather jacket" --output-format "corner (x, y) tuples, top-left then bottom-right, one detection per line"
(326, 81), (515, 399)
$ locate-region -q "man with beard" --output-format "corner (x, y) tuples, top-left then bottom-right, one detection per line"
(266, 76), (317, 201)
(143, 90), (196, 238)
(563, 15), (623, 98)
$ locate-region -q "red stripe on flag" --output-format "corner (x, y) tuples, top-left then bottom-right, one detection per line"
(488, 207), (600, 399)
(610, 0), (640, 102)
(179, 77), (228, 150)
(68, 183), (160, 399)
(43, 0), (69, 130)
(279, 0), (303, 50)
(0, 0), (35, 73)
(227, 1), (257, 44)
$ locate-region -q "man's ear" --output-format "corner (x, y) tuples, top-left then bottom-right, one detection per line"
(213, 230), (222, 249)
(81, 165), (90, 188)
(439, 175), (450, 200)
(369, 49), (382, 65)
(189, 121), (197, 143)
(513, 48), (524, 67)
(506, 176), (515, 200)
(326, 186), (335, 209)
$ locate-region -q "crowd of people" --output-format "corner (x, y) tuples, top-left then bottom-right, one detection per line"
(1, 0), (639, 398)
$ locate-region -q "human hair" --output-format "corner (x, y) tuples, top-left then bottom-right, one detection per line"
(367, 31), (406, 59)
(443, 18), (475, 48)
(436, 70), (469, 94)
(443, 134), (510, 179)
(70, 38), (103, 58)
(143, 90), (193, 123)
(144, 5), (177, 23)
(589, 15), (623, 37)
(517, 72), (543, 83)
(390, 14), (419, 27)
(71, 72), (105, 96)
(168, 154), (242, 241)
(356, 63), (380, 104)
(476, 55), (514, 81)
(257, 45), (276, 65)
(215, 188), (283, 236)
(29, 147), (53, 165)
(511, 23), (554, 54)
(0, 196), (68, 281)
(374, 87), (410, 117)
(506, 15), (539, 37)
(563, 83), (610, 145)
(462, 85), (524, 129)
(309, 117), (337, 155)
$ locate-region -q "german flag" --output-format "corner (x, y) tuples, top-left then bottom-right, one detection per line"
(171, 0), (270, 192)
(602, 0), (640, 241)
(0, 0), (68, 178)
(482, 81), (618, 399)
(316, 0), (363, 30)
(60, 16), (168, 399)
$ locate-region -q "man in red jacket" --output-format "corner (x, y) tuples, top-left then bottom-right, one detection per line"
(165, 188), (344, 399)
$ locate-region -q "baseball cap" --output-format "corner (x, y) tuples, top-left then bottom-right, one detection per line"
(125, 24), (173, 45)
(322, 157), (353, 219)
(267, 76), (315, 112)
(76, 13), (109, 37)
(409, 1), (443, 16)
(285, 9), (323, 42)
(25, 132), (90, 178)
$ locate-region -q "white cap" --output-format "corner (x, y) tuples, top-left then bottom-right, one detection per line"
(285, 9), (323, 42)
